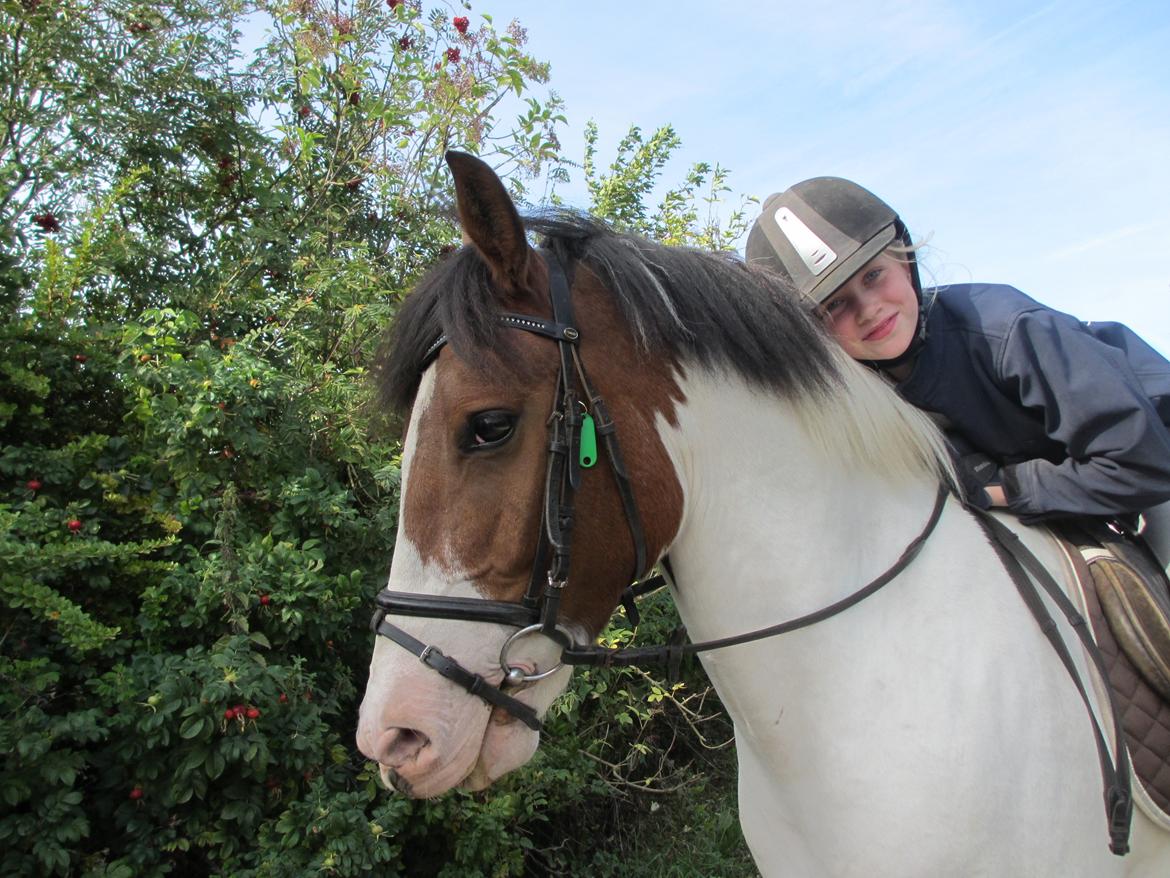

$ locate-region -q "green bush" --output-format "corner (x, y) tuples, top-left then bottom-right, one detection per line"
(1, 1), (754, 875)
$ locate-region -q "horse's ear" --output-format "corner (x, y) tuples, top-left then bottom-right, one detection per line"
(446, 150), (531, 287)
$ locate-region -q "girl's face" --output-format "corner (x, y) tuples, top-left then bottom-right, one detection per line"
(815, 254), (918, 361)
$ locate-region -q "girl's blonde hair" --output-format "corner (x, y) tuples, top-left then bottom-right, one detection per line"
(884, 234), (930, 271)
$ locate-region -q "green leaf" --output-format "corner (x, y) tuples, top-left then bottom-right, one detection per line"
(179, 716), (207, 739)
(249, 631), (271, 649)
(206, 749), (226, 780)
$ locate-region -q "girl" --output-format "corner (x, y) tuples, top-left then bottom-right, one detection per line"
(745, 177), (1170, 532)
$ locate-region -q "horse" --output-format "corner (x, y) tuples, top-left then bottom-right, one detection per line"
(356, 151), (1170, 876)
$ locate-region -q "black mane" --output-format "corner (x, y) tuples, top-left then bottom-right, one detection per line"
(373, 212), (842, 412)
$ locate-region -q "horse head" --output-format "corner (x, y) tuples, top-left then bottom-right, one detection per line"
(356, 151), (686, 796)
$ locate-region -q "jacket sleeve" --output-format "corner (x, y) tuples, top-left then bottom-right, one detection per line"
(996, 308), (1170, 519)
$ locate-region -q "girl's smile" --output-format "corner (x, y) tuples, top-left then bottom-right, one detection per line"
(863, 313), (898, 342)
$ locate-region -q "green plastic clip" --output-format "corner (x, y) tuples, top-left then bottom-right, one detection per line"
(579, 412), (597, 468)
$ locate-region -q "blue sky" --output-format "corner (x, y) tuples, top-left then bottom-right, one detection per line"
(464, 0), (1170, 355)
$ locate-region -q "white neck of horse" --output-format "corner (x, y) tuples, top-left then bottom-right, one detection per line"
(657, 366), (942, 633)
(650, 366), (1156, 875)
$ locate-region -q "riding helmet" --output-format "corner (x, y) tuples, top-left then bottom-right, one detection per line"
(745, 176), (922, 305)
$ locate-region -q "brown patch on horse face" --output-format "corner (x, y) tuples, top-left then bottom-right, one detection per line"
(400, 252), (686, 635)
(401, 335), (558, 596)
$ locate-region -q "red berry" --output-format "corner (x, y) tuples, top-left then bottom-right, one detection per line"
(129, 786), (144, 800)
(279, 693), (288, 703)
(224, 708), (235, 719)
(246, 707), (260, 719)
(32, 212), (61, 233)
(233, 704), (245, 716)
(67, 519), (82, 532)
(26, 480), (42, 491)
(386, 0), (401, 8)
(73, 354), (87, 362)
(297, 105), (311, 119)
(397, 36), (413, 50)
(446, 47), (460, 64)
(259, 594), (271, 606)
(453, 16), (469, 34)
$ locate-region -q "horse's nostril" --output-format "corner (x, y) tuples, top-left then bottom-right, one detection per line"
(381, 727), (430, 765)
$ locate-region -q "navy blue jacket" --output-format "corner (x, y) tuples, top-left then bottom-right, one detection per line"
(895, 284), (1170, 520)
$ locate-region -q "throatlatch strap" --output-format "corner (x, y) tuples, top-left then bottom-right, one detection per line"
(589, 392), (650, 580)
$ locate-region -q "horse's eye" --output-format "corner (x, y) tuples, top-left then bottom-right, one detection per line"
(467, 410), (516, 450)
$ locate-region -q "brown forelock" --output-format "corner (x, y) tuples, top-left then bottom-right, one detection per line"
(400, 253), (685, 636)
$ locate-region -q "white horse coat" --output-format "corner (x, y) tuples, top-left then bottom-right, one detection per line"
(655, 361), (1170, 876)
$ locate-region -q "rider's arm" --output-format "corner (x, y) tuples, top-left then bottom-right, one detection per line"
(996, 308), (1170, 519)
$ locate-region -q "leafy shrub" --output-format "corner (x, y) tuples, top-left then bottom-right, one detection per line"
(1, 1), (754, 875)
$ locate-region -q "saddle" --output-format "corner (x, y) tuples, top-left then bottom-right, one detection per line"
(1052, 521), (1170, 822)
